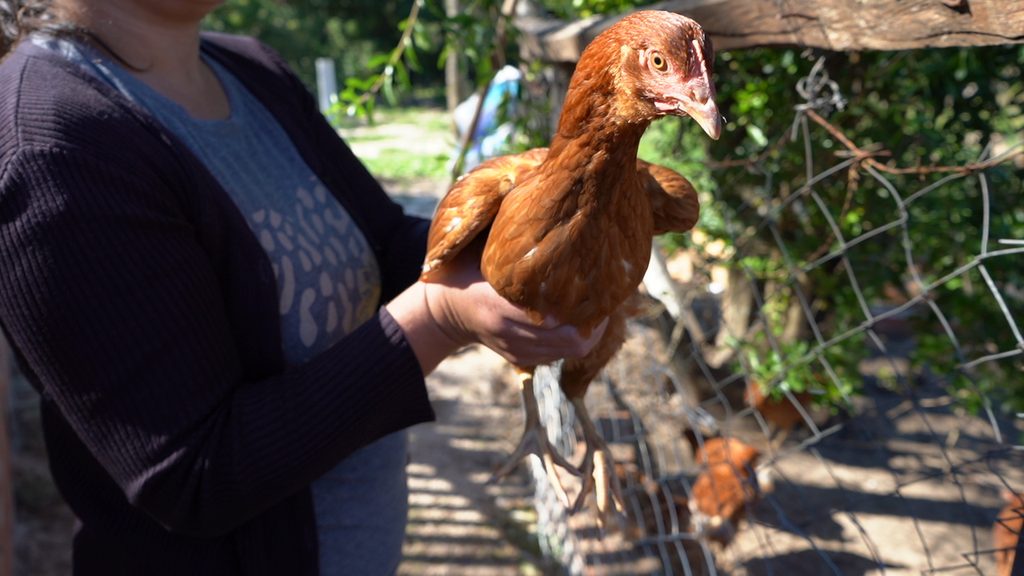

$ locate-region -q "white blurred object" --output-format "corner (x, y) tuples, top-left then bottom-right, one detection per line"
(315, 58), (338, 115)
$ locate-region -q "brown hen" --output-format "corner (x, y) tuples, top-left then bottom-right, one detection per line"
(684, 430), (767, 546)
(420, 10), (720, 522)
(745, 379), (814, 448)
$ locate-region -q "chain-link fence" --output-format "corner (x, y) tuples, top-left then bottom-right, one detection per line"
(526, 57), (1024, 575)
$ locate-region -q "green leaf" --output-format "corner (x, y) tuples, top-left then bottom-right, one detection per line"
(746, 124), (769, 148)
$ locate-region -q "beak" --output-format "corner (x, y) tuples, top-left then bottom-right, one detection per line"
(680, 88), (721, 140)
(654, 78), (722, 140)
(656, 37), (722, 140)
(655, 85), (721, 140)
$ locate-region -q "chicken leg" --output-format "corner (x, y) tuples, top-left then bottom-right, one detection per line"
(560, 310), (630, 528)
(569, 395), (625, 527)
(490, 367), (580, 507)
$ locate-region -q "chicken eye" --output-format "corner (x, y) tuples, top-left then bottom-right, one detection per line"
(650, 52), (667, 71)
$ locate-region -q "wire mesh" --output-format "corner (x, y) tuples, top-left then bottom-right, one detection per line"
(525, 57), (1024, 575)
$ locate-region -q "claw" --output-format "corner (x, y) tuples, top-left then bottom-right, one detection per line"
(569, 397), (626, 530)
(489, 421), (581, 507)
(490, 368), (581, 508)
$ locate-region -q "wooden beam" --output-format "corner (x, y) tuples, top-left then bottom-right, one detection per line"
(517, 0), (1024, 63)
(444, 0), (471, 114)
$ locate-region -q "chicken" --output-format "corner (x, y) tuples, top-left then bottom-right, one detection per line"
(420, 10), (720, 523)
(684, 429), (768, 546)
(745, 379), (814, 448)
(995, 490), (1023, 576)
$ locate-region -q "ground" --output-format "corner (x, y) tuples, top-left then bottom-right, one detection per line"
(401, 346), (558, 576)
(544, 319), (1024, 575)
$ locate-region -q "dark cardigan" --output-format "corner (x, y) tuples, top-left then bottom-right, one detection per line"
(0, 33), (435, 574)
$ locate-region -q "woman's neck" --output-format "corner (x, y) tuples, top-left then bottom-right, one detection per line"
(58, 0), (228, 120)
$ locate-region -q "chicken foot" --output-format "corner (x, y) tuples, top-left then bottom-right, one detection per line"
(569, 396), (625, 528)
(490, 367), (581, 507)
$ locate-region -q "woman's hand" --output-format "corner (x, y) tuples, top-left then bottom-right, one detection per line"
(422, 263), (608, 366)
(385, 255), (608, 374)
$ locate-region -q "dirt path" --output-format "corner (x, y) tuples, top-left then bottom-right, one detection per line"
(401, 346), (556, 576)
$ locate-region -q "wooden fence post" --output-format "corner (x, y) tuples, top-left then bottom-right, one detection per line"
(444, 0), (471, 115)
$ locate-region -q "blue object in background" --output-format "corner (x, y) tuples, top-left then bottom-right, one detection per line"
(451, 65), (522, 171)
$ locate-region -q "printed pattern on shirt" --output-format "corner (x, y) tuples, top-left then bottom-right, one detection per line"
(252, 181), (380, 357)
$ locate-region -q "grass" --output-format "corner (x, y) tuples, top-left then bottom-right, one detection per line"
(339, 106), (454, 182)
(360, 149), (451, 181)
(335, 106), (451, 134)
(375, 106), (451, 131)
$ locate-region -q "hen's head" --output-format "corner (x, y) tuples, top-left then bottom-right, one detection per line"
(586, 10), (721, 139)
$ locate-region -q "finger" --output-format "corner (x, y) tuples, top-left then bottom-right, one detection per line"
(545, 322), (601, 345)
(492, 342), (564, 367)
(513, 337), (585, 363)
(537, 315), (562, 329)
(468, 282), (538, 324)
(488, 326), (581, 365)
(549, 318), (609, 358)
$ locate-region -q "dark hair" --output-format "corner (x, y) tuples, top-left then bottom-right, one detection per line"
(1, 0), (56, 57)
(0, 0), (143, 69)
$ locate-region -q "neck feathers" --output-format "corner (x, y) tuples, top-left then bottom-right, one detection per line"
(548, 41), (649, 161)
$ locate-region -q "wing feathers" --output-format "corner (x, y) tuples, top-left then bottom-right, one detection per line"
(420, 148), (548, 281)
(422, 153), (697, 282)
(638, 160), (700, 235)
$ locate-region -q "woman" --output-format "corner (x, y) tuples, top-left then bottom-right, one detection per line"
(0, 1), (605, 574)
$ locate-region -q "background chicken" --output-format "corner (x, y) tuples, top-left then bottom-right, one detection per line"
(995, 490), (1023, 576)
(420, 10), (720, 522)
(745, 379), (815, 448)
(684, 429), (769, 547)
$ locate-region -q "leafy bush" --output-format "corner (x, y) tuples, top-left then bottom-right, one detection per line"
(204, 0), (444, 98)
